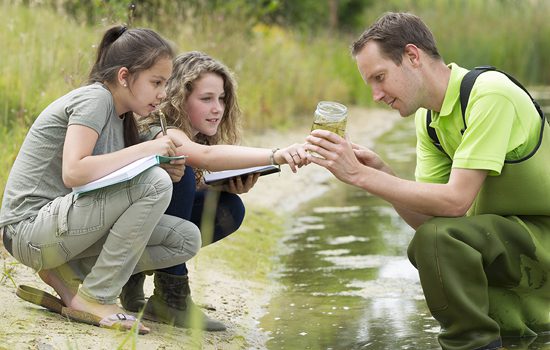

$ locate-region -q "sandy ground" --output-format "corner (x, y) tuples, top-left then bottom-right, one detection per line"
(0, 108), (400, 350)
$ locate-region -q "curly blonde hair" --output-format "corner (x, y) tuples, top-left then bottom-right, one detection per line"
(145, 51), (241, 146)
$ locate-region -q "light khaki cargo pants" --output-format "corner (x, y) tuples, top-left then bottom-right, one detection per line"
(7, 167), (201, 304)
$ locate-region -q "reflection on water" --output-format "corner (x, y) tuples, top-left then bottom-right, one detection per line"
(260, 118), (550, 350)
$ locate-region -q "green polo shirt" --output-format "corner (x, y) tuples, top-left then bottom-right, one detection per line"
(414, 63), (541, 184)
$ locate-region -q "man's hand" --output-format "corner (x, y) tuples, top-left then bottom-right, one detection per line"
(304, 130), (365, 185)
(352, 142), (393, 175)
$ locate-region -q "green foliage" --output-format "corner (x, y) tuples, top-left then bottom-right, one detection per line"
(262, 0), (375, 33)
(26, 0), (279, 29)
(208, 25), (360, 130)
(1, 3), (96, 128)
(0, 3), (96, 193)
(3, 0), (550, 196)
(61, 0), (129, 25)
(0, 1), (362, 197)
(0, 126), (28, 197)
(362, 0), (550, 85)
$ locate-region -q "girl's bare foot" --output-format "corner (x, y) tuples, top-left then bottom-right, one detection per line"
(38, 268), (77, 306)
(70, 294), (150, 334)
(70, 293), (128, 319)
(39, 268), (149, 334)
(39, 267), (121, 318)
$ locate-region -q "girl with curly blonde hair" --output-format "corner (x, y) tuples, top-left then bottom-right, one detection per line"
(123, 51), (308, 331)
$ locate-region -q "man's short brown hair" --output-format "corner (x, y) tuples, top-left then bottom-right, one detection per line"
(351, 12), (441, 65)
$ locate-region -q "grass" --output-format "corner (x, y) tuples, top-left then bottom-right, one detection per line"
(1, 259), (18, 288)
(364, 0), (550, 84)
(167, 22), (363, 130)
(1, 3), (97, 128)
(0, 2), (362, 196)
(0, 3), (98, 194)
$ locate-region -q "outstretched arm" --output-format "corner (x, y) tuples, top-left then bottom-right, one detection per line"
(165, 128), (309, 172)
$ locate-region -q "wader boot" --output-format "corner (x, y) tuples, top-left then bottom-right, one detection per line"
(409, 214), (550, 350)
(120, 272), (147, 312)
(142, 271), (226, 331)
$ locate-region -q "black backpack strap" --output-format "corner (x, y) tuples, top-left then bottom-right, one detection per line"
(459, 66), (496, 133)
(426, 65), (546, 159)
(424, 67), (492, 156)
(460, 65), (546, 125)
(426, 109), (446, 154)
(458, 65), (547, 164)
(496, 71), (545, 121)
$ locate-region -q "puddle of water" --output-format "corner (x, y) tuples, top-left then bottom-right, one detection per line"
(261, 118), (550, 350)
(262, 192), (442, 349)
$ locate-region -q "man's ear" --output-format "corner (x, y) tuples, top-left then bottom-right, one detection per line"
(117, 67), (129, 87)
(403, 44), (421, 66)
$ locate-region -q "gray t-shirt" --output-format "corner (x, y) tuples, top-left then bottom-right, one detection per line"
(0, 83), (124, 226)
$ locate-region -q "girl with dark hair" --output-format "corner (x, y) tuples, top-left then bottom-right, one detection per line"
(0, 26), (201, 334)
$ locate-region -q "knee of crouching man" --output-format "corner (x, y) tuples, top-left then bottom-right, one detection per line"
(407, 220), (439, 267)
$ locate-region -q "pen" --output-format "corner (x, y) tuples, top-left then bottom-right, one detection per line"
(159, 110), (168, 136)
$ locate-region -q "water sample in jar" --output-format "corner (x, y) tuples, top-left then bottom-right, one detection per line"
(311, 101), (348, 137)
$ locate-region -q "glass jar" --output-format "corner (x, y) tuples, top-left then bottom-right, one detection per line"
(311, 101), (348, 137)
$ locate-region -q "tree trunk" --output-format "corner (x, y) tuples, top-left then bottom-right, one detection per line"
(328, 0), (338, 31)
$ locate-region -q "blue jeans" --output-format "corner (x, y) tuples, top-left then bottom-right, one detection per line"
(160, 166), (246, 275)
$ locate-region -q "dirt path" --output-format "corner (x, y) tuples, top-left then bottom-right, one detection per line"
(0, 108), (401, 350)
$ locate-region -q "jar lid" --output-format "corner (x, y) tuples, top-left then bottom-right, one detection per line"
(316, 101), (347, 118)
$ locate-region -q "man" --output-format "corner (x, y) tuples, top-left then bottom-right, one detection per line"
(305, 12), (550, 350)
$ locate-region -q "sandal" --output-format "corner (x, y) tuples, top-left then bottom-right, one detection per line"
(16, 285), (65, 314)
(61, 307), (150, 335)
(16, 284), (149, 334)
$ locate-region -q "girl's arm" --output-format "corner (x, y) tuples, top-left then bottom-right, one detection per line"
(62, 124), (177, 188)
(167, 128), (307, 172)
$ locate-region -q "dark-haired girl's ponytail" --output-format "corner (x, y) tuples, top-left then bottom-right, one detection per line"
(122, 112), (140, 147)
(88, 25), (127, 83)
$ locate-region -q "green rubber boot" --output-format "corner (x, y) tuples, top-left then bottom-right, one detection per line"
(120, 273), (147, 313)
